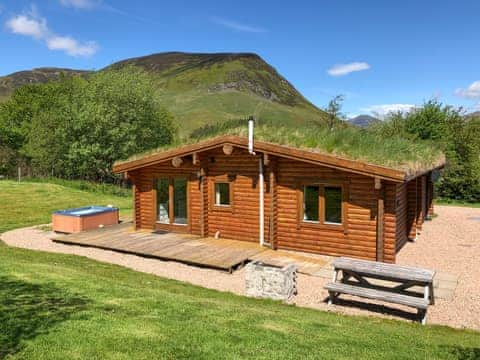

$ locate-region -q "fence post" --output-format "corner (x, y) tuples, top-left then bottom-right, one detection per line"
(17, 166), (21, 182)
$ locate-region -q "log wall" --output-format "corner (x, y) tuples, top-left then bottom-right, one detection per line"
(395, 182), (408, 252)
(406, 178), (418, 240)
(127, 146), (425, 263)
(274, 158), (396, 263)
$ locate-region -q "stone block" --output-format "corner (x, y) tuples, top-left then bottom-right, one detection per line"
(245, 261), (297, 301)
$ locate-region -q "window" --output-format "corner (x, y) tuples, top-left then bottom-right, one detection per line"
(303, 185), (319, 221)
(324, 186), (342, 224)
(299, 182), (345, 228)
(215, 182), (230, 206)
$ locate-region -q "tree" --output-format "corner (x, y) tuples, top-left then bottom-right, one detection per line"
(324, 95), (345, 130)
(376, 100), (480, 202)
(0, 66), (177, 181)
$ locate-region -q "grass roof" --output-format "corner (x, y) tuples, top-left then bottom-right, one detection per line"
(116, 119), (445, 176)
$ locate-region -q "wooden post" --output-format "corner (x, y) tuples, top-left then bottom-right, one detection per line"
(132, 183), (137, 230)
(17, 166), (21, 182)
(376, 180), (385, 262)
(268, 160), (276, 248)
(200, 167), (205, 237)
(192, 152), (199, 165)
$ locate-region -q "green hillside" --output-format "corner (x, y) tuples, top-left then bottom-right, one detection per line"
(0, 52), (327, 134)
(120, 53), (327, 133)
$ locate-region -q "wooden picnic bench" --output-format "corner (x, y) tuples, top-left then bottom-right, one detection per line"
(325, 257), (435, 324)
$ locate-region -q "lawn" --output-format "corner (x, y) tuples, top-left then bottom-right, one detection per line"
(0, 180), (132, 233)
(0, 180), (479, 358)
(436, 199), (480, 208)
(0, 243), (479, 359)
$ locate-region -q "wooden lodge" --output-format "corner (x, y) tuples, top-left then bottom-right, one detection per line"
(113, 129), (443, 264)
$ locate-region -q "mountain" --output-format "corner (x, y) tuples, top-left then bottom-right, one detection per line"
(348, 114), (381, 128)
(0, 67), (91, 99)
(465, 111), (480, 119)
(0, 52), (327, 133)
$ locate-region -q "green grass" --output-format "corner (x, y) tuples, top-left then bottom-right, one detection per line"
(0, 243), (479, 359)
(0, 180), (132, 233)
(436, 199), (480, 208)
(155, 88), (325, 134)
(0, 180), (478, 358)
(119, 118), (444, 175)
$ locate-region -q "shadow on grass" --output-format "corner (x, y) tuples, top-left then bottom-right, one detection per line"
(0, 275), (90, 358)
(442, 346), (480, 360)
(324, 296), (420, 322)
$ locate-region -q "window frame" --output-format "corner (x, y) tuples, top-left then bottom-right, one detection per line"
(153, 175), (190, 229)
(214, 182), (231, 207)
(209, 175), (235, 212)
(296, 179), (348, 231)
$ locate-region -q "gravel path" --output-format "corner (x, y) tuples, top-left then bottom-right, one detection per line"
(1, 205), (479, 330)
(397, 205), (480, 330)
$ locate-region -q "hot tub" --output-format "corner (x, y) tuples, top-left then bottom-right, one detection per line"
(52, 206), (119, 233)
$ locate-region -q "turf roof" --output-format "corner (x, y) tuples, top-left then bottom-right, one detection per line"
(115, 120), (445, 177)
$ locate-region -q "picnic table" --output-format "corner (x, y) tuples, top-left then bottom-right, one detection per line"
(325, 257), (435, 324)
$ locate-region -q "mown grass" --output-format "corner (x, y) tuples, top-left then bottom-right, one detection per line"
(24, 177), (131, 197)
(0, 180), (478, 358)
(0, 180), (132, 233)
(0, 242), (479, 359)
(436, 199), (480, 208)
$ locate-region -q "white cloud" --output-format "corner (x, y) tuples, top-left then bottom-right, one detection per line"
(211, 16), (267, 33)
(5, 10), (98, 57)
(327, 62), (370, 76)
(361, 104), (414, 118)
(59, 0), (99, 10)
(47, 35), (98, 57)
(454, 81), (480, 99)
(6, 14), (48, 39)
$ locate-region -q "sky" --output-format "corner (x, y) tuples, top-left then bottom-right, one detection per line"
(1, 0), (479, 117)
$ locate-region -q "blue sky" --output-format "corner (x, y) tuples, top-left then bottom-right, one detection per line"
(1, 0), (479, 117)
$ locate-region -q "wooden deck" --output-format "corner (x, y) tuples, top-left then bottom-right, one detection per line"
(52, 222), (326, 273)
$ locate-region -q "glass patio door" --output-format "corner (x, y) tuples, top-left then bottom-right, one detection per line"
(156, 178), (170, 224)
(156, 177), (188, 226)
(173, 178), (187, 224)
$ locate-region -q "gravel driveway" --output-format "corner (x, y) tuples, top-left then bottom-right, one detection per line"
(1, 205), (479, 330)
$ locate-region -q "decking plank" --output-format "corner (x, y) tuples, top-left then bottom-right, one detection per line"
(52, 223), (266, 270)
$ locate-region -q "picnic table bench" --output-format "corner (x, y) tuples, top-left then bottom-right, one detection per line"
(325, 257), (435, 324)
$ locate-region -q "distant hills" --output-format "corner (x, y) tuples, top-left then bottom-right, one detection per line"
(466, 111), (480, 119)
(348, 114), (381, 128)
(0, 52), (327, 133)
(0, 67), (90, 98)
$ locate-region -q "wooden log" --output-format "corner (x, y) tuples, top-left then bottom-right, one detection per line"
(222, 144), (234, 155)
(376, 183), (385, 262)
(193, 152), (199, 165)
(172, 157), (183, 168)
(263, 153), (270, 166)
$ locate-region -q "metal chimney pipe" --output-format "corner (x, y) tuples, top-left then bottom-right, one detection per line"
(248, 116), (255, 155)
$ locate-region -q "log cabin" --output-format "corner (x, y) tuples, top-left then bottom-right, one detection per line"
(112, 121), (444, 263)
